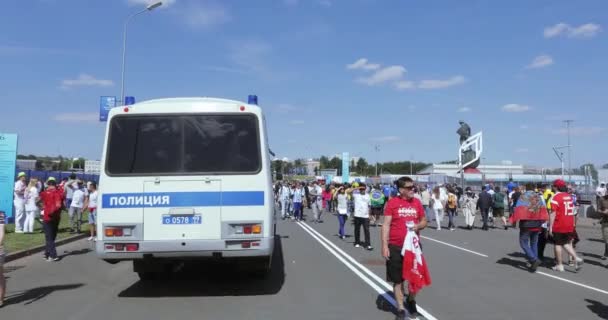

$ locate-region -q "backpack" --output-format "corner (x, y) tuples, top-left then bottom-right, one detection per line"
(370, 190), (385, 208)
(447, 194), (457, 209)
(44, 189), (64, 215)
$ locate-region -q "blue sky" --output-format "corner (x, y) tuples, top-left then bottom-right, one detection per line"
(1, 0), (606, 168)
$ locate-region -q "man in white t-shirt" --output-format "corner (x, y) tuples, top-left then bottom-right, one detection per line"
(84, 182), (98, 241)
(352, 184), (372, 250)
(69, 181), (87, 234)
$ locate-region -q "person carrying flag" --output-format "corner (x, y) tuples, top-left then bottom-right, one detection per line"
(382, 176), (429, 320)
(509, 182), (549, 272)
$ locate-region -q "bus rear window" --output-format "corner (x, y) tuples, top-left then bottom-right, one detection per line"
(106, 114), (261, 175)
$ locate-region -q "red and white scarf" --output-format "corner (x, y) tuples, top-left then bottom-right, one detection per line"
(401, 229), (432, 295)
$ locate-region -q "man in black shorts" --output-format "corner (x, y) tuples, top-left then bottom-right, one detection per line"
(381, 177), (428, 319)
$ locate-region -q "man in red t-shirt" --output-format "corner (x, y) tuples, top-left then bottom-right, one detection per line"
(381, 176), (427, 319)
(549, 179), (583, 272)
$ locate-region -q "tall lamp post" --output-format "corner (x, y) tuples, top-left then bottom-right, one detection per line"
(563, 120), (573, 182)
(120, 1), (163, 103)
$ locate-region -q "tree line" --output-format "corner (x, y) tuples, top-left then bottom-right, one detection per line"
(272, 156), (431, 176)
(17, 154), (85, 171)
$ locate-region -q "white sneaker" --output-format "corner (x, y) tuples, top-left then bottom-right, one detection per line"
(552, 264), (565, 272)
(87, 236), (94, 241)
(436, 228), (441, 231)
(354, 244), (361, 248)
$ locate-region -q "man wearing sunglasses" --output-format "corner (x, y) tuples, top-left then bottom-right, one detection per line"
(382, 177), (428, 319)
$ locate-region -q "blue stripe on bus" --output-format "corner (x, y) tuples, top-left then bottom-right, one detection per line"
(101, 191), (265, 209)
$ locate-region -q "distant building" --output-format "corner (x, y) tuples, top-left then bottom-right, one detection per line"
(85, 160), (101, 174)
(305, 159), (320, 176)
(419, 163), (524, 175)
(598, 169), (608, 184)
(16, 159), (36, 171)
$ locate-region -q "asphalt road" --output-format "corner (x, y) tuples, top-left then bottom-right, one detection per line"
(2, 208), (608, 320)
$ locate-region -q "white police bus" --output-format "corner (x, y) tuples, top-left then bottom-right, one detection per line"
(96, 96), (275, 280)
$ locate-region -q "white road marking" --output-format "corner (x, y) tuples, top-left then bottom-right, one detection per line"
(419, 232), (608, 296)
(294, 222), (399, 308)
(420, 236), (489, 258)
(537, 271), (608, 296)
(298, 221), (439, 320)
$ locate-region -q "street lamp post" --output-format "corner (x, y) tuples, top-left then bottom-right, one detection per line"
(564, 120), (573, 182)
(120, 1), (162, 103)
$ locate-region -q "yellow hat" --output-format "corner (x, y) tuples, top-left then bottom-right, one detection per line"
(17, 172), (26, 178)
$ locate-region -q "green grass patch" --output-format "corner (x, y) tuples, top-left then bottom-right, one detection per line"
(4, 211), (90, 254)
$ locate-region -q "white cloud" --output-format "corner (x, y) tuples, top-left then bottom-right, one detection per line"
(515, 148), (529, 153)
(526, 55), (554, 69)
(395, 81), (415, 90)
(200, 65), (247, 74)
(544, 22), (601, 39)
(458, 107), (472, 113)
(229, 39), (272, 73)
(346, 58), (380, 71)
(502, 104), (531, 112)
(357, 65), (406, 86)
(552, 126), (605, 136)
(276, 104), (297, 113)
(53, 112), (98, 123)
(0, 45), (68, 55)
(290, 120), (305, 125)
(418, 76), (466, 89)
(60, 74), (114, 89)
(183, 2), (231, 29)
(370, 136), (400, 142)
(347, 57), (466, 91)
(127, 0), (176, 8)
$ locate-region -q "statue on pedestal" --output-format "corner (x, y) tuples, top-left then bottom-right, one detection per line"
(457, 120), (480, 169)
(457, 120), (471, 145)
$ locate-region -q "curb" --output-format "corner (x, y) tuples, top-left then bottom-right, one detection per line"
(5, 233), (88, 263)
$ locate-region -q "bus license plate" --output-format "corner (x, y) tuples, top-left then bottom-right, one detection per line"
(162, 215), (202, 225)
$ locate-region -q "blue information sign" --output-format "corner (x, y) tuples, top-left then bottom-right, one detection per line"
(0, 133), (18, 222)
(342, 152), (350, 183)
(99, 96), (117, 122)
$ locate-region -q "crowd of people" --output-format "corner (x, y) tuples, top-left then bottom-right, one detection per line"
(274, 176), (606, 319)
(10, 172), (99, 255)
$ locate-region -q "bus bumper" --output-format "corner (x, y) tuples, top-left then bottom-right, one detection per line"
(96, 236), (274, 261)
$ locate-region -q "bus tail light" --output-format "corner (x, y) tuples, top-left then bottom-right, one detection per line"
(104, 243), (139, 252)
(241, 241), (251, 248)
(105, 227), (133, 237)
(244, 226), (252, 234)
(252, 225), (262, 234)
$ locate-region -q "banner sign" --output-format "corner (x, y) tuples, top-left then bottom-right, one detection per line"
(342, 152), (350, 183)
(0, 133), (18, 222)
(99, 96), (117, 122)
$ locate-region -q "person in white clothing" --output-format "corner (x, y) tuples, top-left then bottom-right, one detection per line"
(24, 178), (39, 234)
(83, 182), (98, 241)
(431, 187), (446, 230)
(13, 172), (27, 233)
(310, 182), (324, 223)
(279, 183), (292, 220)
(462, 187), (478, 230)
(335, 187), (349, 239)
(69, 181), (87, 234)
(352, 184), (372, 250)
